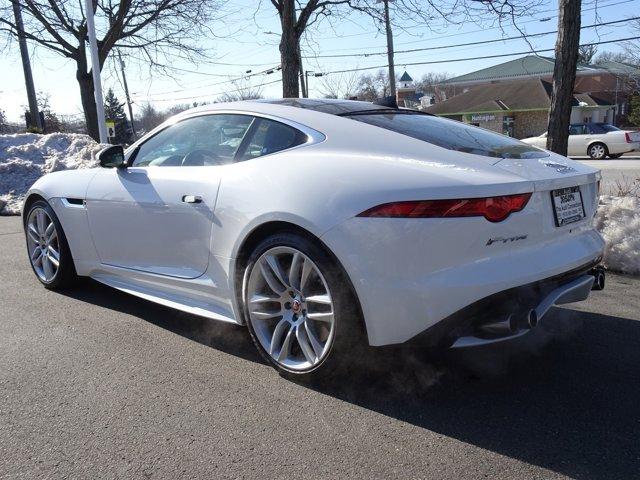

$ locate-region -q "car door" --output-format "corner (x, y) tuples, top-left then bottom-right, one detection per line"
(85, 113), (254, 279)
(567, 124), (589, 156)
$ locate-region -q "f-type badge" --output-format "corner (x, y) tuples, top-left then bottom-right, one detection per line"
(486, 234), (528, 246)
(543, 162), (577, 174)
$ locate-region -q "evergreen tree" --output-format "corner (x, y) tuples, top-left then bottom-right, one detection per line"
(104, 88), (133, 145)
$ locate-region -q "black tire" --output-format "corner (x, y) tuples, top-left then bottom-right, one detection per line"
(24, 200), (78, 290)
(242, 231), (367, 381)
(588, 142), (608, 160)
(608, 153), (624, 159)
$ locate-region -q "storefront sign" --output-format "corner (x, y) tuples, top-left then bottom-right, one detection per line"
(470, 113), (496, 122)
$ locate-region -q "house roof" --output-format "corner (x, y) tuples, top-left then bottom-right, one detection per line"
(593, 60), (640, 75)
(399, 71), (413, 82)
(443, 55), (602, 85)
(425, 78), (612, 115)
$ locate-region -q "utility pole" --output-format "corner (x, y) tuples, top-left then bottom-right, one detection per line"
(382, 0), (396, 99)
(117, 50), (137, 140)
(305, 71), (323, 98)
(84, 0), (108, 143)
(297, 39), (307, 97)
(12, 0), (43, 131)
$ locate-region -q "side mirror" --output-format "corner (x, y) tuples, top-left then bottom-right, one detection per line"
(98, 145), (126, 169)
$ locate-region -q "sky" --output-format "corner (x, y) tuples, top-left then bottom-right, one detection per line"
(0, 0), (638, 123)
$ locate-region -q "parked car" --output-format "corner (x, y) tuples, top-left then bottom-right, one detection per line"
(521, 123), (640, 159)
(23, 99), (605, 379)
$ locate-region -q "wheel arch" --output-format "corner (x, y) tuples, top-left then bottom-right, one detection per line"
(231, 220), (367, 338)
(22, 192), (47, 225)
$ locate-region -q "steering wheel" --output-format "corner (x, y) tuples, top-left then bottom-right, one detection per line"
(181, 149), (223, 166)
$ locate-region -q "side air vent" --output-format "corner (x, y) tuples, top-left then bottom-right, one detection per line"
(62, 198), (86, 209)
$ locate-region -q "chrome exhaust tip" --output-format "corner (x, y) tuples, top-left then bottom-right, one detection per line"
(527, 309), (538, 328)
(478, 314), (518, 335)
(590, 266), (605, 291)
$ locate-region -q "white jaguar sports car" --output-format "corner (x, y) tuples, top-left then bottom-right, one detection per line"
(23, 99), (606, 378)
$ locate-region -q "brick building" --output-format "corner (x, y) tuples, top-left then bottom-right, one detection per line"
(425, 78), (614, 139)
(435, 55), (639, 127)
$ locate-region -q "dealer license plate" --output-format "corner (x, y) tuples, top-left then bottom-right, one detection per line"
(551, 186), (585, 227)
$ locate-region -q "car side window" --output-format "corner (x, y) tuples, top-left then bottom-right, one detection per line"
(131, 114), (254, 167)
(569, 125), (583, 135)
(237, 118), (307, 161)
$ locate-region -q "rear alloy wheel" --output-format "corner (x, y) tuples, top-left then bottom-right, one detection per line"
(25, 200), (77, 289)
(588, 143), (608, 160)
(243, 233), (365, 378)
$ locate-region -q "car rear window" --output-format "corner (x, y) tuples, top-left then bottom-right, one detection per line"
(598, 124), (620, 133)
(346, 112), (549, 159)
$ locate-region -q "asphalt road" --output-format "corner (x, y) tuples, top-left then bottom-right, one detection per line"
(1, 215), (640, 479)
(573, 155), (640, 195)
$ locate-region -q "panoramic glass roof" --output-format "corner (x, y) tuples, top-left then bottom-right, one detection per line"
(257, 98), (390, 115)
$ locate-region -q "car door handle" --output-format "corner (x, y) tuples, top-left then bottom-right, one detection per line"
(182, 195), (203, 204)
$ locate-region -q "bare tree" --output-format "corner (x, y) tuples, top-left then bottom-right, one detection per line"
(415, 72), (451, 103)
(267, 0), (353, 98)
(217, 77), (264, 102)
(267, 0), (541, 99)
(546, 0), (581, 156)
(578, 44), (597, 64)
(137, 102), (163, 134)
(0, 0), (224, 140)
(317, 71), (359, 99)
(621, 18), (640, 65)
(595, 50), (636, 64)
(355, 70), (393, 101)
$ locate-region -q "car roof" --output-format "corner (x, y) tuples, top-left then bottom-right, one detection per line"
(173, 98), (396, 136)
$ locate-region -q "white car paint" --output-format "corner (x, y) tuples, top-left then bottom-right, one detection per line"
(522, 126), (640, 157)
(24, 100), (605, 348)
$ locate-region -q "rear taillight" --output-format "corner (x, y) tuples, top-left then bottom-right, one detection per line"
(625, 132), (632, 143)
(357, 193), (532, 222)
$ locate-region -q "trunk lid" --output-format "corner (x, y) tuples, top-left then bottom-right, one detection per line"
(491, 152), (599, 191)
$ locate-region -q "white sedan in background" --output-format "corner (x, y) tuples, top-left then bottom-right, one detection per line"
(522, 122), (640, 159)
(23, 99), (605, 379)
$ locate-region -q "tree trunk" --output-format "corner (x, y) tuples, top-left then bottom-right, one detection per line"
(546, 0), (582, 155)
(77, 69), (99, 141)
(279, 0), (300, 98)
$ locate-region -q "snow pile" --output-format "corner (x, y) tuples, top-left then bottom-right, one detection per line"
(0, 133), (103, 214)
(595, 195), (640, 276)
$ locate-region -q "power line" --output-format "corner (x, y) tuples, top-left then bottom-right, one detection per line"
(308, 0), (634, 49)
(307, 17), (639, 59)
(142, 64), (282, 97)
(137, 77), (283, 103)
(314, 35), (640, 76)
(136, 17), (637, 99)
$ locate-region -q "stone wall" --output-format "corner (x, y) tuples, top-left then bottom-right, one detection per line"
(514, 111), (548, 139)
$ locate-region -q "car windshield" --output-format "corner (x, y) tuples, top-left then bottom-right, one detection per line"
(345, 112), (549, 159)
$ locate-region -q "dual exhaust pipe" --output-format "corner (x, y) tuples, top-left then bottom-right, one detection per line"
(478, 309), (538, 336)
(478, 267), (604, 338)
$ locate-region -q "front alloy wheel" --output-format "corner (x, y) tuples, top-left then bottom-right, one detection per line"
(246, 246), (336, 371)
(26, 207), (60, 283)
(25, 200), (77, 289)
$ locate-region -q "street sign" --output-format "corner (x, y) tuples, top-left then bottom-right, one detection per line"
(105, 120), (115, 139)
